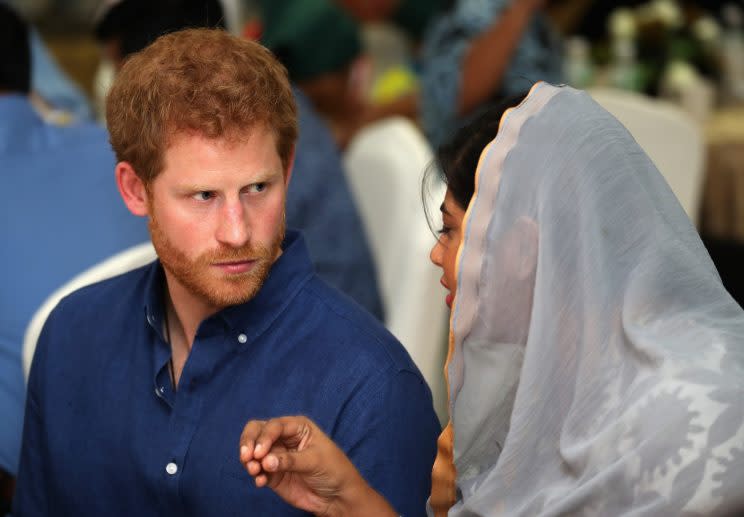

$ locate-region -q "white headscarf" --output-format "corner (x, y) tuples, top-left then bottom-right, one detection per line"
(444, 83), (744, 516)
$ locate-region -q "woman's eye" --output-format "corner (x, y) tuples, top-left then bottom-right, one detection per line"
(193, 191), (214, 201)
(437, 226), (451, 237)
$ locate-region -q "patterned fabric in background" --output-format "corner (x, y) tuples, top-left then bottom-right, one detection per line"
(420, 0), (562, 148)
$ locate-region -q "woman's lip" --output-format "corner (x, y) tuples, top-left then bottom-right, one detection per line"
(213, 260), (255, 274)
(441, 278), (453, 307)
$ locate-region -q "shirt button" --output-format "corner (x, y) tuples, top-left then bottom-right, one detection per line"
(237, 333), (247, 344)
(166, 462), (178, 475)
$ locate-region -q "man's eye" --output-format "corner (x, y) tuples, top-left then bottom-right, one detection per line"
(249, 183), (267, 193)
(193, 191), (214, 201)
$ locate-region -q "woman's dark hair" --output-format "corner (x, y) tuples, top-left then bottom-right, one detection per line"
(423, 92), (530, 228)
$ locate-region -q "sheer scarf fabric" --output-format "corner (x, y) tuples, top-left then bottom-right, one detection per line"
(433, 83), (744, 516)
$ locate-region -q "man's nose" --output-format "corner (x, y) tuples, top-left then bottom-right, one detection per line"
(215, 198), (249, 248)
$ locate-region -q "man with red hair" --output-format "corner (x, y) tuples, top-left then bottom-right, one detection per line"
(15, 28), (438, 517)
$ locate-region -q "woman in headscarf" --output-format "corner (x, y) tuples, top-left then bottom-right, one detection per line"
(238, 83), (744, 516)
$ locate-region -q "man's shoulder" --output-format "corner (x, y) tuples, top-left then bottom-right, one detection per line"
(291, 276), (419, 375)
(51, 262), (153, 324)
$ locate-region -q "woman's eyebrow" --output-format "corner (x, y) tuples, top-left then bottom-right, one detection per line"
(440, 203), (451, 216)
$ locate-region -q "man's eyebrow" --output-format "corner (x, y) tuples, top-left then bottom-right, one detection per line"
(179, 170), (283, 192)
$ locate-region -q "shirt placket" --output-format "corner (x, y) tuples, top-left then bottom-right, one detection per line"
(157, 325), (237, 512)
(160, 381), (204, 512)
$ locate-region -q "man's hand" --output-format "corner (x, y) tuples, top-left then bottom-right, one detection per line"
(239, 416), (397, 517)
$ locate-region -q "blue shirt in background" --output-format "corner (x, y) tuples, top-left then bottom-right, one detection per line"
(15, 231), (440, 517)
(289, 89), (384, 320)
(0, 94), (150, 476)
(30, 27), (93, 121)
(420, 0), (563, 147)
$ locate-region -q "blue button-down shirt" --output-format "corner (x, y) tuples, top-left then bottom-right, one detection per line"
(15, 231), (439, 516)
(0, 94), (150, 476)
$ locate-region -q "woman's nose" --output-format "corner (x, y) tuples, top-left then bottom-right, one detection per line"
(430, 240), (443, 267)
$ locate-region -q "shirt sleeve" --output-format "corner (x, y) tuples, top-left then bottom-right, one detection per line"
(420, 0), (561, 148)
(419, 0), (509, 147)
(332, 368), (441, 517)
(13, 304), (59, 516)
(420, 21), (471, 149)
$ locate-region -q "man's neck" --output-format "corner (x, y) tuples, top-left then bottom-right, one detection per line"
(162, 272), (220, 352)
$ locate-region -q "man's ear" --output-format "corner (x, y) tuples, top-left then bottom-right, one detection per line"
(115, 162), (149, 216)
(283, 146), (296, 188)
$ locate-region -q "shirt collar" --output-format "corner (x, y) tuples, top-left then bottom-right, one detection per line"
(143, 230), (315, 346)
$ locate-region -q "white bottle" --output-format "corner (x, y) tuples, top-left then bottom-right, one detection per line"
(564, 36), (594, 89)
(609, 37), (642, 91)
(720, 3), (744, 104)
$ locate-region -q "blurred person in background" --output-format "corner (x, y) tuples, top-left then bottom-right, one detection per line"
(1, 0), (93, 122)
(336, 0), (447, 42)
(335, 0), (564, 148)
(0, 3), (149, 511)
(29, 26), (93, 122)
(327, 0), (444, 137)
(13, 28), (439, 516)
(419, 0), (563, 147)
(260, 0), (368, 148)
(96, 0), (384, 319)
(260, 0), (423, 148)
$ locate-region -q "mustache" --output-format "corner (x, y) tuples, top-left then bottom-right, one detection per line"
(198, 244), (274, 265)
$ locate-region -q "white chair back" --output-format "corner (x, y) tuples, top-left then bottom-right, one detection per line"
(344, 117), (449, 421)
(23, 242), (157, 380)
(589, 88), (706, 224)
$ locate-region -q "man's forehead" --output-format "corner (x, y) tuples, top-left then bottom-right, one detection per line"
(165, 126), (277, 149)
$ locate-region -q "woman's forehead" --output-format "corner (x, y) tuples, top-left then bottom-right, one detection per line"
(442, 189), (466, 218)
(443, 188), (457, 206)
(441, 189), (456, 213)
